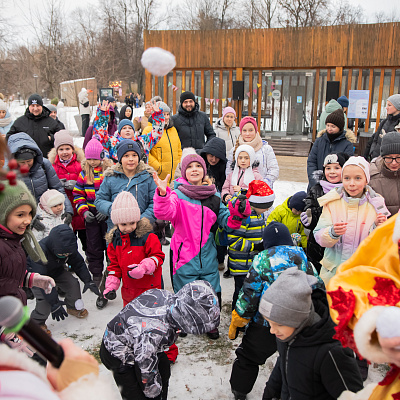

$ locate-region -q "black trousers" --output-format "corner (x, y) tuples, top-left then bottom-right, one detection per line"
(81, 114), (90, 137)
(100, 341), (170, 400)
(232, 275), (246, 311)
(85, 215), (107, 277)
(230, 322), (277, 395)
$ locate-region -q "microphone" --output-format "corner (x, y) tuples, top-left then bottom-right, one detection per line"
(0, 296), (64, 367)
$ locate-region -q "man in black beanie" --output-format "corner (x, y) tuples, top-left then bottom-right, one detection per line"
(171, 91), (216, 150)
(7, 93), (61, 157)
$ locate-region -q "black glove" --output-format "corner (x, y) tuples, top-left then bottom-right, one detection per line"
(104, 289), (116, 300)
(64, 180), (77, 191)
(83, 281), (101, 296)
(95, 212), (108, 222)
(51, 300), (68, 321)
(84, 211), (96, 223)
(62, 213), (73, 225)
(253, 241), (264, 252)
(237, 194), (248, 214)
(31, 215), (45, 231)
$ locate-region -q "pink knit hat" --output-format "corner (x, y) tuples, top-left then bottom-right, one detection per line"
(239, 116), (258, 133)
(111, 191), (141, 224)
(222, 106), (236, 119)
(39, 189), (65, 215)
(85, 138), (104, 160)
(54, 130), (74, 150)
(181, 153), (207, 181)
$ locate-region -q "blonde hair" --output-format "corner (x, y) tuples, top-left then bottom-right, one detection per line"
(83, 159), (112, 185)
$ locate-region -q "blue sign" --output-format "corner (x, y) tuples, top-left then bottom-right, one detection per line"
(297, 96), (302, 103)
(348, 90), (370, 119)
(276, 80), (282, 85)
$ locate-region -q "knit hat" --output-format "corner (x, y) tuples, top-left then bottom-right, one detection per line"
(0, 100), (7, 111)
(14, 148), (36, 161)
(232, 145), (256, 186)
(262, 221), (293, 249)
(222, 106), (236, 119)
(180, 91), (196, 104)
(46, 104), (57, 113)
(325, 109), (345, 132)
(181, 153), (207, 181)
(28, 94), (43, 107)
(116, 139), (141, 163)
(111, 191), (141, 224)
(54, 130), (74, 150)
(337, 96), (349, 108)
(288, 191), (307, 212)
(239, 116), (258, 133)
(380, 131), (400, 157)
(85, 138), (104, 160)
(158, 102), (170, 113)
(246, 180), (275, 209)
(0, 180), (47, 263)
(106, 96), (115, 103)
(259, 268), (317, 328)
(323, 152), (349, 168)
(118, 119), (135, 133)
(387, 94), (400, 111)
(342, 156), (370, 183)
(39, 189), (65, 215)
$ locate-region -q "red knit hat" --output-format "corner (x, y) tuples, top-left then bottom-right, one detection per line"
(239, 116), (258, 133)
(246, 180), (275, 208)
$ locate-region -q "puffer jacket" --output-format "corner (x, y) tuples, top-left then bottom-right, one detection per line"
(7, 133), (73, 214)
(102, 281), (220, 399)
(0, 109), (14, 135)
(318, 99), (348, 132)
(32, 207), (65, 242)
(213, 116), (240, 157)
(148, 118), (182, 185)
(171, 103), (216, 150)
(133, 113), (150, 133)
(307, 129), (356, 188)
(78, 89), (90, 115)
(48, 147), (85, 231)
(369, 156), (400, 216)
(153, 180), (231, 293)
(7, 106), (60, 157)
(94, 161), (157, 230)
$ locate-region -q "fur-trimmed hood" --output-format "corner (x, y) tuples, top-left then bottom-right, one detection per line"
(47, 146), (85, 164)
(105, 217), (153, 242)
(317, 128), (357, 144)
(104, 160), (156, 177)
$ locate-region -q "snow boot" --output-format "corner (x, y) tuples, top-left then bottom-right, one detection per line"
(206, 328), (219, 340)
(96, 295), (108, 309)
(232, 389), (247, 400)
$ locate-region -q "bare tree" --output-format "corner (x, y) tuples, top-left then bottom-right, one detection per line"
(374, 8), (400, 23)
(331, 1), (364, 25)
(239, 0), (280, 29)
(278, 0), (330, 27)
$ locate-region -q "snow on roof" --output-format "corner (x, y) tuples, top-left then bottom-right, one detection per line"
(59, 77), (96, 84)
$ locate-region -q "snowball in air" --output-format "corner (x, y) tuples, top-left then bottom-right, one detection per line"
(141, 47), (176, 77)
(376, 306), (400, 338)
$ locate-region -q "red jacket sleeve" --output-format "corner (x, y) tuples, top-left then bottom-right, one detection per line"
(144, 233), (165, 269)
(107, 242), (122, 279)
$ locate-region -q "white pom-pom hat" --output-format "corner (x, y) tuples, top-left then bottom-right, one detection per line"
(141, 47), (176, 77)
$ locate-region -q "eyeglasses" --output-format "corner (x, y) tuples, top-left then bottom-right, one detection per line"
(383, 156), (400, 164)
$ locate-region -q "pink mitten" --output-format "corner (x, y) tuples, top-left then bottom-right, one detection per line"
(228, 195), (251, 230)
(139, 258), (157, 275)
(128, 264), (146, 279)
(103, 275), (121, 295)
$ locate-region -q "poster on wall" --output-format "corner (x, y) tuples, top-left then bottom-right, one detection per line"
(348, 90), (370, 119)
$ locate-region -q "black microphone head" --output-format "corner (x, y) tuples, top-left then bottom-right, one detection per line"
(0, 296), (24, 328)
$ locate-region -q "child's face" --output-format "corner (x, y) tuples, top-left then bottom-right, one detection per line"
(118, 221), (137, 235)
(121, 151), (139, 174)
(49, 111), (57, 120)
(324, 163), (342, 183)
(145, 103), (153, 114)
(51, 203), (64, 216)
(264, 317), (296, 341)
(241, 123), (257, 142)
(164, 112), (170, 125)
(206, 153), (220, 166)
(223, 112), (235, 127)
(120, 125), (135, 139)
(125, 107), (132, 118)
(291, 208), (301, 215)
(326, 123), (340, 134)
(0, 110), (6, 119)
(17, 159), (34, 170)
(87, 158), (102, 168)
(342, 165), (367, 198)
(6, 205), (33, 235)
(237, 151), (251, 169)
(57, 145), (74, 161)
(185, 161), (204, 186)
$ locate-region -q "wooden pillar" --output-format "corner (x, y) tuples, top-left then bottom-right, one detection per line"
(335, 67), (343, 93)
(218, 70), (223, 117)
(236, 68), (243, 124)
(163, 76), (167, 104)
(248, 70), (253, 117)
(228, 70), (233, 107)
(182, 71), (186, 92)
(365, 69), (374, 132)
(145, 70), (152, 103)
(376, 69), (385, 127)
(257, 71), (262, 131)
(191, 71), (195, 93)
(154, 76), (158, 97)
(201, 70), (205, 111)
(354, 70), (363, 136)
(210, 70), (214, 124)
(172, 70), (177, 115)
(312, 69), (320, 141)
(390, 68), (396, 96)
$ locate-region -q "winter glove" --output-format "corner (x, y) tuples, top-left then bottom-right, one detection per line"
(237, 194), (250, 215)
(300, 209), (312, 227)
(228, 310), (250, 340)
(0, 332), (34, 356)
(83, 281), (101, 296)
(95, 212), (108, 222)
(62, 212), (73, 225)
(103, 275), (121, 298)
(51, 300), (68, 321)
(104, 290), (116, 300)
(228, 195), (251, 230)
(31, 273), (56, 294)
(64, 180), (77, 191)
(253, 241), (264, 252)
(31, 215), (45, 231)
(83, 211), (95, 223)
(127, 264), (145, 279)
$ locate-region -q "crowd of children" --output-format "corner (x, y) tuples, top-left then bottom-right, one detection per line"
(1, 96), (400, 400)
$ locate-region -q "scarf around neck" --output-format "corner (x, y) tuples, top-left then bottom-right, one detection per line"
(320, 180), (342, 194)
(177, 178), (217, 200)
(238, 134), (263, 152)
(0, 116), (12, 127)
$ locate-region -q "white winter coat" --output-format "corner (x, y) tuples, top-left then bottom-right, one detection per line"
(78, 90), (90, 115)
(213, 117), (240, 157)
(32, 206), (66, 241)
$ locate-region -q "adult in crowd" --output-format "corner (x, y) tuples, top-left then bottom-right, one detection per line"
(364, 94), (400, 161)
(133, 100), (152, 133)
(369, 131), (400, 216)
(7, 94), (61, 157)
(46, 104), (65, 131)
(106, 96), (119, 123)
(337, 95), (349, 114)
(318, 98), (348, 132)
(119, 104), (133, 121)
(172, 91), (216, 150)
(0, 100), (13, 138)
(214, 106), (240, 157)
(78, 87), (91, 137)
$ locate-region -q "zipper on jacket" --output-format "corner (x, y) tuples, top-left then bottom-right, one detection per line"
(166, 131), (174, 180)
(30, 177), (36, 198)
(175, 242), (183, 268)
(199, 205), (204, 269)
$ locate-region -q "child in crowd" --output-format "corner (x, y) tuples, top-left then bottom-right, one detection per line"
(214, 106), (240, 157)
(314, 156), (390, 285)
(259, 268), (363, 400)
(222, 144), (263, 203)
(133, 100), (153, 133)
(267, 191), (308, 249)
(226, 116), (279, 188)
(73, 139), (113, 287)
(300, 152), (349, 272)
(33, 189), (67, 241)
(153, 152), (251, 339)
(28, 225), (101, 332)
(0, 100), (13, 137)
(100, 280), (220, 400)
(102, 191), (165, 307)
(119, 104), (133, 121)
(228, 222), (322, 400)
(48, 130), (86, 250)
(227, 180), (274, 308)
